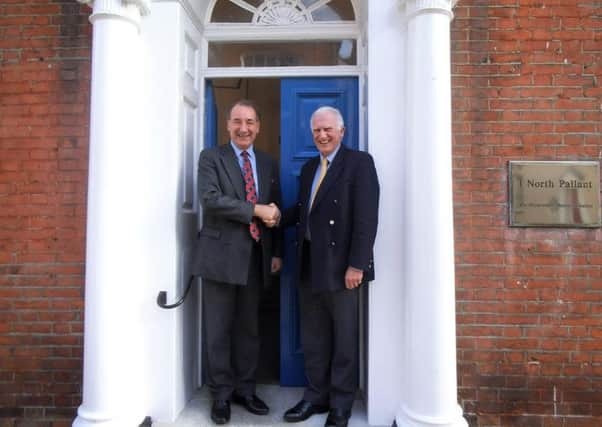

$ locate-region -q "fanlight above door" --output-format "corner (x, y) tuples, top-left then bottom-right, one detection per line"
(210, 0), (356, 24)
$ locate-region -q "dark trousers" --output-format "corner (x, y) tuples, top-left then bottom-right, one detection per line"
(299, 241), (359, 411)
(202, 243), (263, 400)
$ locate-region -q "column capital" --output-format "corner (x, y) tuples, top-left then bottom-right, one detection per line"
(78, 0), (150, 28)
(400, 0), (458, 20)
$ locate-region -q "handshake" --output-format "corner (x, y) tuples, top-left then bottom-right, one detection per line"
(254, 203), (281, 228)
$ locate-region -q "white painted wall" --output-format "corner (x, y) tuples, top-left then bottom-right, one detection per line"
(139, 2), (202, 421)
(366, 1), (406, 425)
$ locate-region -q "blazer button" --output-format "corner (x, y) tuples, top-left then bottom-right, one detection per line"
(329, 220), (335, 225)
(333, 199), (338, 204)
(330, 241), (336, 246)
(294, 241), (298, 247)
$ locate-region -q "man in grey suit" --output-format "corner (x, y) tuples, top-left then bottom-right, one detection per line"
(195, 100), (282, 425)
(282, 106), (379, 427)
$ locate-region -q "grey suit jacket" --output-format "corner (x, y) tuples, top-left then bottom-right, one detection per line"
(192, 143), (281, 287)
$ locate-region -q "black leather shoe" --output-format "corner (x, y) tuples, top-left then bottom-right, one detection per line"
(231, 392), (269, 415)
(284, 399), (329, 422)
(211, 400), (230, 425)
(324, 408), (350, 427)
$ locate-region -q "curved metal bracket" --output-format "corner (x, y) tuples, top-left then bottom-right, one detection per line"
(157, 275), (196, 309)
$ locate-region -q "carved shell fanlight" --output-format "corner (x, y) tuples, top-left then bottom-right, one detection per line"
(255, 0), (311, 25)
(210, 0), (356, 25)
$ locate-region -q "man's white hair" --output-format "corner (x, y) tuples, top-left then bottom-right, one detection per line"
(310, 106), (345, 130)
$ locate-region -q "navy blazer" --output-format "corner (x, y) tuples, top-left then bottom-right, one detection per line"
(284, 145), (379, 291)
(192, 143), (281, 287)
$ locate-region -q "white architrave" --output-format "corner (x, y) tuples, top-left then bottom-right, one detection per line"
(397, 0), (467, 426)
(73, 0), (151, 425)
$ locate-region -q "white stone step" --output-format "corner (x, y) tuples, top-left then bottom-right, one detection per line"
(153, 384), (380, 427)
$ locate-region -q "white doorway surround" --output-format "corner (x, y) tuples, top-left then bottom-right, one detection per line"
(73, 1), (466, 426)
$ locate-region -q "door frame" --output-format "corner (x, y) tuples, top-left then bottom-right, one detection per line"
(198, 70), (366, 149)
(197, 0), (367, 396)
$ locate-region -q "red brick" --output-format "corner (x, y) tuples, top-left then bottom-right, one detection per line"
(453, 1), (602, 424)
(0, 0), (89, 422)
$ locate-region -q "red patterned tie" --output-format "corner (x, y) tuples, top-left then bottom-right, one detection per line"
(241, 151), (260, 241)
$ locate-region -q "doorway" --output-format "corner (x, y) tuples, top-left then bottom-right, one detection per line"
(204, 76), (360, 386)
(209, 78), (281, 384)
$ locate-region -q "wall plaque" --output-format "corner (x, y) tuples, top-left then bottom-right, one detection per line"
(509, 161), (601, 227)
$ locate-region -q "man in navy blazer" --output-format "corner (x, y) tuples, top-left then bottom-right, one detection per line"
(195, 100), (282, 424)
(282, 106), (379, 427)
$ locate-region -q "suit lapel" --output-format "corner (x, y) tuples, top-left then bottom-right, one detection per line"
(219, 144), (245, 200)
(311, 145), (346, 210)
(299, 156), (319, 219)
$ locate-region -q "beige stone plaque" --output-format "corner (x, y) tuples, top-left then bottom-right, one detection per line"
(509, 161), (601, 227)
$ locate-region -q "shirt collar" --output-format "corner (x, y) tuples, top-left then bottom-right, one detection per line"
(322, 143), (341, 164)
(230, 141), (255, 159)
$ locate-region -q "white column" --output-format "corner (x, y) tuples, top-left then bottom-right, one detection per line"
(73, 1), (151, 426)
(397, 1), (467, 427)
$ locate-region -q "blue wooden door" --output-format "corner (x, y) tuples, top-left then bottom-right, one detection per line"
(200, 80), (217, 386)
(279, 77), (359, 386)
(204, 81), (217, 149)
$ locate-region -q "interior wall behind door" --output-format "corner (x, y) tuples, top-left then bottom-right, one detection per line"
(212, 78), (280, 160)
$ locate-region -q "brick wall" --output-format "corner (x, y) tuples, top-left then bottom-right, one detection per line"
(452, 1), (602, 426)
(0, 2), (91, 425)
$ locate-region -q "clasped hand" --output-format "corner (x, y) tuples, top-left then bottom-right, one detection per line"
(254, 203), (281, 228)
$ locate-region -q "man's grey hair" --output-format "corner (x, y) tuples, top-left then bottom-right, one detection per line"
(310, 106), (345, 130)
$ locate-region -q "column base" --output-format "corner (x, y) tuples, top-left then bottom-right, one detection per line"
(396, 404), (468, 427)
(73, 406), (147, 427)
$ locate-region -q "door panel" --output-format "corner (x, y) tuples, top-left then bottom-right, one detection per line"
(279, 77), (359, 386)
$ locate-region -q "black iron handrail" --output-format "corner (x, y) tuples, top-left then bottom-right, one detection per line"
(156, 275), (196, 309)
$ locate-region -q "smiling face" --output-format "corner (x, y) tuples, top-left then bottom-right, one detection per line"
(311, 110), (345, 157)
(227, 104), (260, 150)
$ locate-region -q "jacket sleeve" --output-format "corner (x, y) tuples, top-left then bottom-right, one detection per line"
(281, 161), (310, 229)
(348, 153), (380, 271)
(280, 204), (300, 229)
(198, 149), (254, 224)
